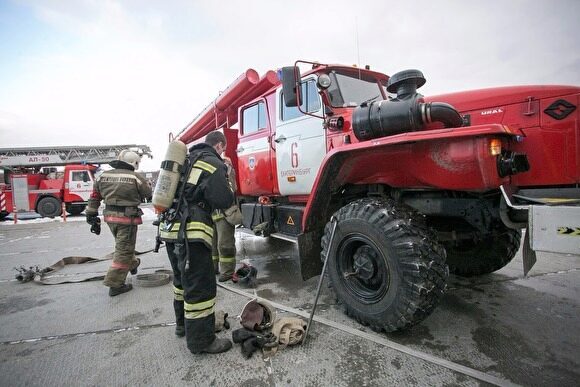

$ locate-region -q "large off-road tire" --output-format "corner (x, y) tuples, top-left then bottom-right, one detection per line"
(444, 225), (521, 277)
(66, 204), (86, 216)
(37, 196), (62, 218)
(321, 198), (448, 332)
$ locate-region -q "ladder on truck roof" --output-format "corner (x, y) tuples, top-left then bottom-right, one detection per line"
(0, 145), (153, 168)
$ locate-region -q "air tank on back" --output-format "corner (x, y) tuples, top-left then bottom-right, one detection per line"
(352, 69), (463, 141)
(152, 140), (187, 213)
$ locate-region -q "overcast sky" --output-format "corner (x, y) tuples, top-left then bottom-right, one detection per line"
(1, 0), (579, 171)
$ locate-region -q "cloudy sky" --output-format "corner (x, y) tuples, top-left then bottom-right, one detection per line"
(1, 0), (578, 171)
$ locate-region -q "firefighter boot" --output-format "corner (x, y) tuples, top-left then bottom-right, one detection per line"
(173, 300), (185, 337)
(109, 283), (133, 297)
(218, 262), (235, 282)
(218, 272), (234, 282)
(193, 338), (232, 354)
(130, 257), (141, 275)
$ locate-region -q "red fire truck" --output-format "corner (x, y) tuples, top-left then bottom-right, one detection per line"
(0, 145), (152, 219)
(172, 61), (579, 331)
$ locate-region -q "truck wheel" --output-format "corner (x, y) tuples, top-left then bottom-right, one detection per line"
(37, 196), (62, 218)
(321, 198), (448, 332)
(0, 211), (8, 221)
(444, 226), (521, 277)
(66, 204), (86, 216)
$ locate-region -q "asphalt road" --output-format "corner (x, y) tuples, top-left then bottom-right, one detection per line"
(0, 205), (578, 386)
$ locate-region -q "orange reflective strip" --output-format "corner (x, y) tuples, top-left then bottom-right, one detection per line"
(104, 215), (143, 225)
(111, 262), (130, 270)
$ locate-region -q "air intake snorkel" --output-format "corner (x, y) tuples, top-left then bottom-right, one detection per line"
(353, 69), (463, 141)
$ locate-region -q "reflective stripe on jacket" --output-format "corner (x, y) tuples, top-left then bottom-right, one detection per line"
(160, 220), (214, 245)
(86, 161), (152, 224)
(160, 144), (234, 248)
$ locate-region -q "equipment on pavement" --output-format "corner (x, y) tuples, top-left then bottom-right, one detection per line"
(240, 299), (276, 331)
(174, 60), (580, 332)
(233, 328), (277, 359)
(232, 263), (257, 287)
(214, 310), (230, 332)
(269, 317), (307, 354)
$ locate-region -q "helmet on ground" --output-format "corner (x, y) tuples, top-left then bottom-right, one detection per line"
(240, 299), (276, 331)
(233, 263), (257, 288)
(118, 149), (141, 170)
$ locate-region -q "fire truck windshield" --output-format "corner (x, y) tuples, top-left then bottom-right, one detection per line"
(326, 70), (385, 108)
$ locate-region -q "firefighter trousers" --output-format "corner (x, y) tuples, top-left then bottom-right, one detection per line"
(211, 218), (236, 276)
(166, 241), (216, 353)
(103, 223), (140, 288)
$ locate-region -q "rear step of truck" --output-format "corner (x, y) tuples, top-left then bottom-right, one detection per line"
(500, 185), (580, 274)
(236, 226), (299, 243)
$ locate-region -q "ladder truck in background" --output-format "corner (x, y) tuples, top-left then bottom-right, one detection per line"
(0, 145), (152, 220)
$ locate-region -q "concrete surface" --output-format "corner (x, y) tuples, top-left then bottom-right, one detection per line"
(0, 204), (578, 386)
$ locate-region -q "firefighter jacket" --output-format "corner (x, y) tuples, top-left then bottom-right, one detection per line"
(212, 159), (238, 223)
(160, 143), (234, 248)
(86, 160), (152, 225)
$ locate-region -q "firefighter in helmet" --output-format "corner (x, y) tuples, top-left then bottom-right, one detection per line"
(86, 149), (152, 296)
(160, 131), (234, 355)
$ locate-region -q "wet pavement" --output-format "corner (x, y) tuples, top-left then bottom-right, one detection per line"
(0, 204), (578, 386)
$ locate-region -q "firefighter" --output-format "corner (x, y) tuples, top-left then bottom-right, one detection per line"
(160, 131), (234, 355)
(86, 150), (152, 296)
(212, 156), (238, 282)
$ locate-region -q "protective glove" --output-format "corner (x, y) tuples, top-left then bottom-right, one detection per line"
(214, 311), (230, 332)
(86, 214), (98, 225)
(241, 337), (260, 359)
(255, 332), (277, 349)
(239, 333), (277, 358)
(86, 215), (101, 235)
(232, 328), (257, 343)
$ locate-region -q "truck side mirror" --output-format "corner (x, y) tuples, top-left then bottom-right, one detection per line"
(281, 66), (302, 107)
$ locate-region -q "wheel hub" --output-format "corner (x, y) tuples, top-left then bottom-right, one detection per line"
(352, 246), (376, 281)
(337, 235), (390, 303)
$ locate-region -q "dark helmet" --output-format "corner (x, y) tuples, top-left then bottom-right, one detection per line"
(233, 263), (257, 287)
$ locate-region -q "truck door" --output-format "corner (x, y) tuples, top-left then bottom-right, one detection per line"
(237, 98), (275, 195)
(275, 78), (325, 195)
(66, 169), (93, 202)
(11, 174), (31, 212)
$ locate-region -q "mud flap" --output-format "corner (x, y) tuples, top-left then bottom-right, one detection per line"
(522, 229), (537, 276)
(297, 230), (323, 280)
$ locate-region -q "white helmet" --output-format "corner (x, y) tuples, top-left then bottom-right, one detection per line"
(118, 150), (141, 170)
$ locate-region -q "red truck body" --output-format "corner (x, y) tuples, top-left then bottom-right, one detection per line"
(174, 62), (579, 332)
(0, 164), (97, 218)
(429, 85), (579, 187)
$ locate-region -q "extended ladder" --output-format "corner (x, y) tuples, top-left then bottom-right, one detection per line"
(0, 145), (152, 168)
